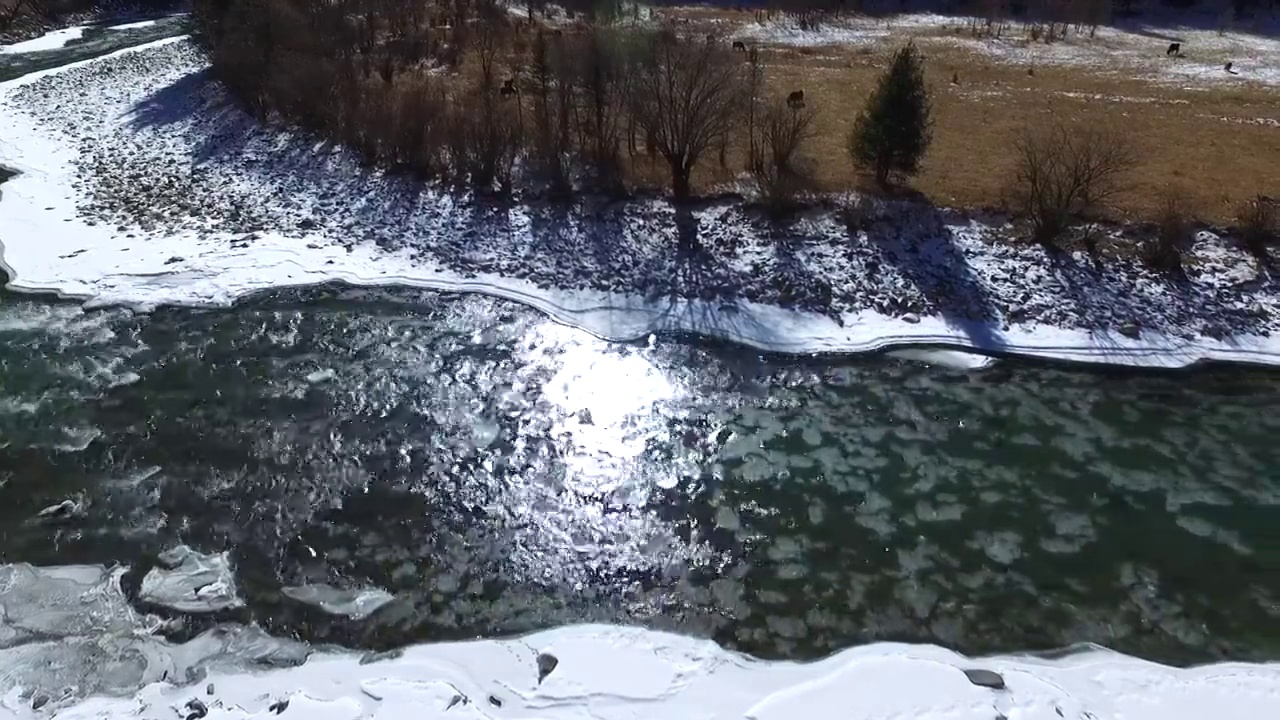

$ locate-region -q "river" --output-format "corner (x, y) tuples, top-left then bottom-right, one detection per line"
(1, 286), (1276, 665)
(1, 20), (1278, 671)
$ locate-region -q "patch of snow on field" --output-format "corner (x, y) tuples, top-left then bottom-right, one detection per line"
(737, 12), (971, 46)
(1056, 91), (1189, 105)
(0, 36), (1278, 370)
(4, 622), (1280, 720)
(0, 26), (85, 54)
(731, 16), (900, 47)
(738, 12), (1280, 88)
(1209, 115), (1280, 128)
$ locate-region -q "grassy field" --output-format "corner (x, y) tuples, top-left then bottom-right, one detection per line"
(654, 8), (1280, 225)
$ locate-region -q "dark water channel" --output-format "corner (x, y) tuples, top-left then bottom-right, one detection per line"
(0, 287), (1276, 665)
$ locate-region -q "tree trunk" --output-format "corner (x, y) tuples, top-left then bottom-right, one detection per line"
(671, 160), (692, 202)
(875, 162), (891, 187)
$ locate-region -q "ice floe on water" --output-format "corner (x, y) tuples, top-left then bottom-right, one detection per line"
(139, 546), (243, 614)
(279, 586), (395, 621)
(0, 562), (308, 706)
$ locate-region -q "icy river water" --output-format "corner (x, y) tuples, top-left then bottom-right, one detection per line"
(1, 287), (1277, 665)
(0, 22), (1277, 678)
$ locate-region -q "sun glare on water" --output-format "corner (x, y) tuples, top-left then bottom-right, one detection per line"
(530, 321), (682, 496)
(488, 320), (707, 587)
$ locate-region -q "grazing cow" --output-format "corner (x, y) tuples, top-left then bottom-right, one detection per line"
(732, 40), (747, 51)
(787, 90), (805, 109)
(500, 79), (517, 97)
(706, 34), (715, 44)
(1166, 42), (1180, 56)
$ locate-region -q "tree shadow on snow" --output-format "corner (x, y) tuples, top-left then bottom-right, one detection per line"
(858, 200), (1007, 353)
(1042, 240), (1273, 353)
(618, 207), (785, 347)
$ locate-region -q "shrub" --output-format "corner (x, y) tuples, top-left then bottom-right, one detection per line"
(526, 28), (575, 197)
(1143, 190), (1194, 273)
(1237, 195), (1278, 262)
(848, 42), (932, 186)
(840, 193), (879, 234)
(1009, 121), (1135, 247)
(446, 92), (520, 194)
(753, 98), (817, 214)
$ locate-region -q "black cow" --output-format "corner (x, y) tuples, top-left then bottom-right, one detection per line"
(787, 90), (805, 109)
(1166, 42), (1181, 56)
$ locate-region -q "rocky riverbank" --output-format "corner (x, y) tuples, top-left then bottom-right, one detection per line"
(1, 36), (1277, 367)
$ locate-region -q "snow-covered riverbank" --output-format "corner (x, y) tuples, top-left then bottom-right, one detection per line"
(1, 36), (1277, 369)
(3, 562), (1278, 720)
(17, 627), (1280, 720)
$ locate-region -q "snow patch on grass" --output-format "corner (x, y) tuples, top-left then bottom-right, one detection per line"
(738, 12), (1280, 88)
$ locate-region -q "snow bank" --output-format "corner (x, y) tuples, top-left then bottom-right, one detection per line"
(0, 27), (85, 55)
(4, 623), (1278, 720)
(0, 37), (1277, 371)
(5, 562), (1278, 720)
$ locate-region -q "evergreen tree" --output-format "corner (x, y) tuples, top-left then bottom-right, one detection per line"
(849, 42), (932, 186)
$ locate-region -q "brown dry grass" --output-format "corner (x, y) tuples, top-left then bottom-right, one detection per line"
(657, 8), (1280, 224)
(336, 6), (1277, 225)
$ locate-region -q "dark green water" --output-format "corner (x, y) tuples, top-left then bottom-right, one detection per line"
(1, 287), (1276, 665)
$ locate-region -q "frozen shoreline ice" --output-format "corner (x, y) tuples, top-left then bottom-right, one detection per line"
(4, 562), (1278, 720)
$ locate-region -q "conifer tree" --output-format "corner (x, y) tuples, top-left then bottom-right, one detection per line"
(848, 43), (933, 186)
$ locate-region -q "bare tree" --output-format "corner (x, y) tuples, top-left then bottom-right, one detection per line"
(970, 0), (1010, 38)
(1009, 120), (1135, 246)
(471, 0), (509, 90)
(745, 46), (765, 172)
(528, 28), (574, 195)
(578, 25), (626, 191)
(754, 97), (817, 212)
(627, 28), (747, 202)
